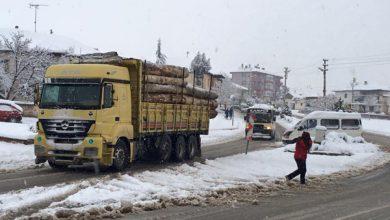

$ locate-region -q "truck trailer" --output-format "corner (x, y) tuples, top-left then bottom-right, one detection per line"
(34, 58), (212, 171)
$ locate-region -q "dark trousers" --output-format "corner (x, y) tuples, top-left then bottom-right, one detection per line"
(287, 159), (307, 184)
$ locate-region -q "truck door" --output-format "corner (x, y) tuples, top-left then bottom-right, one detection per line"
(98, 83), (118, 141)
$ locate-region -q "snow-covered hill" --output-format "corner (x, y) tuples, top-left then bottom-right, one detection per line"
(0, 28), (97, 54)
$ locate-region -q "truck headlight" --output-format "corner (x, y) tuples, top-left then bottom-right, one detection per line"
(34, 145), (46, 155)
(84, 148), (98, 157)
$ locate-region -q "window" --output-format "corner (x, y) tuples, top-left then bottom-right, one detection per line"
(103, 84), (113, 108)
(344, 93), (348, 98)
(307, 119), (317, 129)
(341, 119), (360, 130)
(0, 104), (14, 112)
(320, 119), (339, 130)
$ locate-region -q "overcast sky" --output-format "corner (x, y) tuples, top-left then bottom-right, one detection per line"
(1, 0), (390, 96)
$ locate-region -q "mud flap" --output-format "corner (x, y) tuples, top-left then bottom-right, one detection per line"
(93, 159), (100, 174)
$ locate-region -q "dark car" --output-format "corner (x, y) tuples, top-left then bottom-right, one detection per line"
(0, 103), (23, 123)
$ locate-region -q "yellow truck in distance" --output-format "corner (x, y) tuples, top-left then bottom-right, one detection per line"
(34, 58), (212, 171)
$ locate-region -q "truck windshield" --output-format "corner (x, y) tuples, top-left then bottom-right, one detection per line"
(254, 113), (272, 123)
(40, 84), (101, 109)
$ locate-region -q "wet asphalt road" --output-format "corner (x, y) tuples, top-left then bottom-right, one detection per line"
(0, 138), (279, 194)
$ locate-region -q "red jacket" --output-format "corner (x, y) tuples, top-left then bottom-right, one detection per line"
(294, 139), (312, 160)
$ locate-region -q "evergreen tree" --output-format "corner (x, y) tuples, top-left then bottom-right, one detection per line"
(190, 52), (211, 75)
(155, 38), (167, 65)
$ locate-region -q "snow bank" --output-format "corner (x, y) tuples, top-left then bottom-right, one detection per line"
(0, 142), (36, 172)
(2, 143), (384, 218)
(285, 132), (378, 155)
(0, 121), (36, 140)
(201, 113), (245, 146)
(362, 118), (390, 136)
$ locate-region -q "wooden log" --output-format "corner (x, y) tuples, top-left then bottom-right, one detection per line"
(144, 63), (189, 78)
(209, 110), (218, 119)
(144, 75), (187, 87)
(143, 94), (218, 108)
(144, 84), (218, 100)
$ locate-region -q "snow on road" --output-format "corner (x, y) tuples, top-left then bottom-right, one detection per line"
(201, 113), (245, 146)
(0, 134), (387, 219)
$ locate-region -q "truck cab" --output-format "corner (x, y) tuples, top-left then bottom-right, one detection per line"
(245, 104), (276, 140)
(35, 64), (136, 170)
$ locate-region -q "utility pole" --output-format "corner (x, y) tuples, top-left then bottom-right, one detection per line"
(29, 3), (48, 33)
(350, 77), (358, 111)
(318, 59), (328, 97)
(283, 67), (290, 107)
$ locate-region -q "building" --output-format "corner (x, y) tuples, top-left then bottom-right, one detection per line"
(186, 72), (224, 92)
(334, 82), (390, 114)
(230, 70), (282, 102)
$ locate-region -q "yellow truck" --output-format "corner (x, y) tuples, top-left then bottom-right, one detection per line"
(34, 59), (210, 171)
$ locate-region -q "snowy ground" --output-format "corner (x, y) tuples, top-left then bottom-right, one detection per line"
(0, 142), (37, 172)
(0, 133), (387, 219)
(0, 118), (36, 141)
(201, 113), (245, 146)
(362, 118), (390, 136)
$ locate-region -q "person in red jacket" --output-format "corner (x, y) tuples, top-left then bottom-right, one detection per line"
(285, 132), (312, 184)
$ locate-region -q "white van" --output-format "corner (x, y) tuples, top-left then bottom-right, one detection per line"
(282, 111), (362, 143)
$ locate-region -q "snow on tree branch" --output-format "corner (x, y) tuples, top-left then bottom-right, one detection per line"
(0, 31), (55, 101)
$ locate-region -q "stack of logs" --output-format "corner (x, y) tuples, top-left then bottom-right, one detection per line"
(69, 52), (219, 119)
(142, 63), (218, 118)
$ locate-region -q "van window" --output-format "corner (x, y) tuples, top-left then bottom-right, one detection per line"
(320, 119), (339, 130)
(307, 119), (317, 129)
(341, 119), (360, 130)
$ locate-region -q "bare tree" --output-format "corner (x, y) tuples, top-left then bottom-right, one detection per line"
(0, 31), (53, 101)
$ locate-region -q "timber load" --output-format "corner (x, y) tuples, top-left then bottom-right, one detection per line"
(70, 52), (219, 118)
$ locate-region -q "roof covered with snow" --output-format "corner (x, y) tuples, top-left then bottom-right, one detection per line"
(248, 103), (275, 110)
(334, 82), (390, 92)
(0, 28), (98, 54)
(0, 99), (23, 112)
(305, 111), (361, 119)
(231, 82), (248, 91)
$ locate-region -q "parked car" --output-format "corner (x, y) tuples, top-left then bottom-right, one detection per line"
(0, 103), (23, 123)
(282, 111), (362, 143)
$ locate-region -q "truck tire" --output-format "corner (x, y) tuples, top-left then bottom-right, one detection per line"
(187, 135), (197, 160)
(174, 135), (186, 162)
(48, 159), (68, 170)
(112, 139), (129, 171)
(156, 135), (172, 163)
(196, 134), (202, 157)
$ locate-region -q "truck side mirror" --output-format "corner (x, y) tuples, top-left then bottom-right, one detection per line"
(34, 83), (40, 106)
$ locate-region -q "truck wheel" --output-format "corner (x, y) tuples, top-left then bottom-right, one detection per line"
(187, 135), (197, 160)
(196, 134), (202, 157)
(157, 135), (172, 163)
(48, 159), (68, 170)
(174, 135), (186, 162)
(112, 139), (129, 171)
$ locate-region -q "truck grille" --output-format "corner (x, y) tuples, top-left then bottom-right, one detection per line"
(40, 119), (94, 144)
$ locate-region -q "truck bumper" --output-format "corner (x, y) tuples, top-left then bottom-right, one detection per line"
(34, 134), (110, 166)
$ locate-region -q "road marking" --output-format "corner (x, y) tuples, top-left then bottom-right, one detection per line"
(334, 204), (390, 220)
